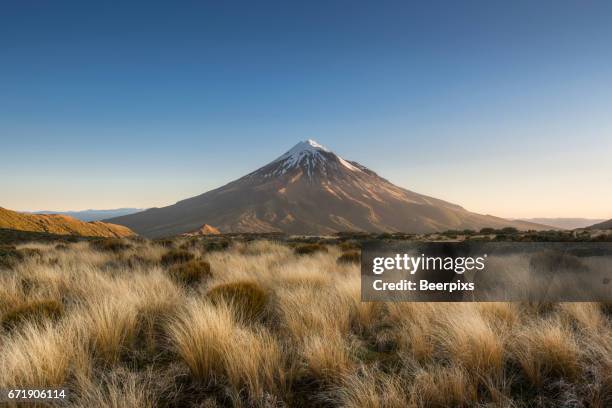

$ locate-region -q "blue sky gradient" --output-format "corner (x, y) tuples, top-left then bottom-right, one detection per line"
(1, 1), (611, 218)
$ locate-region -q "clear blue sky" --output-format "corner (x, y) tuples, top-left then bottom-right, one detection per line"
(1, 1), (611, 218)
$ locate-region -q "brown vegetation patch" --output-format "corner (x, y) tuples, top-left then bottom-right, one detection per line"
(294, 243), (328, 255)
(91, 238), (132, 252)
(337, 251), (360, 264)
(207, 281), (270, 322)
(161, 249), (195, 266)
(168, 260), (212, 286)
(1, 299), (64, 330)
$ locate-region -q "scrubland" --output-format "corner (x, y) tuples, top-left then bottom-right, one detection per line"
(0, 237), (610, 407)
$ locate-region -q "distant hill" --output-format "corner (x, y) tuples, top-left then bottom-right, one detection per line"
(587, 219), (612, 230)
(182, 224), (221, 236)
(0, 207), (135, 237)
(27, 208), (143, 222)
(518, 218), (606, 230)
(109, 139), (550, 238)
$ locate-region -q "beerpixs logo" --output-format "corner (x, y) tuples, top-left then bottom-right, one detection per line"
(372, 253), (488, 275)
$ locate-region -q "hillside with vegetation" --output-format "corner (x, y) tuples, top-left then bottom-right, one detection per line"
(0, 207), (134, 238)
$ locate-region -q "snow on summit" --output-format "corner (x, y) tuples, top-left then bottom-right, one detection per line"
(273, 139), (360, 174)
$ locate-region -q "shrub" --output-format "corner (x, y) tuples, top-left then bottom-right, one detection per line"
(1, 300), (64, 330)
(91, 238), (132, 253)
(161, 249), (195, 266)
(207, 281), (269, 322)
(480, 228), (496, 234)
(294, 243), (328, 255)
(337, 251), (360, 265)
(168, 260), (212, 285)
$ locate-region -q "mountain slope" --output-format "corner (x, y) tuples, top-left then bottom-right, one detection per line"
(0, 207), (135, 237)
(588, 219), (612, 230)
(108, 140), (549, 238)
(518, 218), (606, 230)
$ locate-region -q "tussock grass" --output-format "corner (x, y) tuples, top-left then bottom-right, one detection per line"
(0, 238), (609, 407)
(293, 243), (328, 255)
(0, 321), (78, 388)
(511, 318), (581, 386)
(1, 299), (63, 330)
(160, 249), (195, 265)
(167, 259), (212, 285)
(207, 281), (269, 322)
(90, 238), (132, 253)
(337, 250), (360, 264)
(168, 300), (283, 400)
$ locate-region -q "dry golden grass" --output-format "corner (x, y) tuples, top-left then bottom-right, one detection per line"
(0, 238), (609, 407)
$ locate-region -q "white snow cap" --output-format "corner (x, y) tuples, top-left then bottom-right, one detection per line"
(274, 139), (359, 172)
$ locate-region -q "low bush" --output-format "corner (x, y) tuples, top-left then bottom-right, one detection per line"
(207, 281), (269, 322)
(161, 249), (195, 266)
(294, 243), (328, 255)
(337, 251), (360, 265)
(168, 260), (212, 285)
(1, 300), (64, 330)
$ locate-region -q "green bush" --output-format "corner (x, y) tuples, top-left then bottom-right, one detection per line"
(1, 299), (63, 330)
(168, 260), (212, 285)
(161, 249), (195, 266)
(337, 251), (361, 265)
(294, 243), (328, 255)
(207, 281), (269, 322)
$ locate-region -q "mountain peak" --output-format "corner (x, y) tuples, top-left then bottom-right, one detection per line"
(276, 139), (329, 160)
(272, 139), (359, 175)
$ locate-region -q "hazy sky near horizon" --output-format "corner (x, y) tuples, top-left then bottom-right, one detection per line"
(1, 1), (611, 219)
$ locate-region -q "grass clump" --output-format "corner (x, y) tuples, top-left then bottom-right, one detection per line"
(161, 249), (195, 266)
(207, 281), (269, 322)
(91, 238), (132, 253)
(1, 299), (64, 330)
(168, 260), (212, 285)
(0, 245), (22, 268)
(203, 240), (230, 252)
(294, 243), (328, 255)
(337, 251), (360, 265)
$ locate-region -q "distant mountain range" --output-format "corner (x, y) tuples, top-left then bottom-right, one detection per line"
(26, 208), (143, 222)
(108, 140), (550, 238)
(1, 207), (135, 237)
(518, 218), (607, 230)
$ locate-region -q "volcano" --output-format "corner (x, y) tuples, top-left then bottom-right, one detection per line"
(108, 140), (547, 237)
